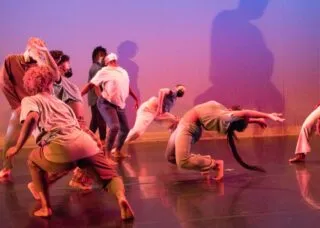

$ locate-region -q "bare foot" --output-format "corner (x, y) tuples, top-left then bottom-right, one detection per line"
(33, 207), (52, 217)
(213, 160), (224, 181)
(118, 199), (134, 220)
(28, 182), (40, 200)
(69, 180), (92, 191)
(111, 150), (131, 159)
(0, 168), (11, 178)
(289, 153), (306, 163)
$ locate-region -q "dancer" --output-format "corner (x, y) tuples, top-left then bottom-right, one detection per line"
(88, 46), (107, 144)
(6, 66), (134, 219)
(165, 101), (285, 180)
(0, 37), (59, 178)
(51, 50), (104, 190)
(125, 85), (186, 144)
(81, 53), (139, 158)
(289, 104), (320, 163)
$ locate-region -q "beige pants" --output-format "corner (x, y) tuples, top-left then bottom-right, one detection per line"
(295, 107), (320, 154)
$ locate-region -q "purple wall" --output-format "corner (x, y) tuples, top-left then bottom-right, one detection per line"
(0, 0), (319, 134)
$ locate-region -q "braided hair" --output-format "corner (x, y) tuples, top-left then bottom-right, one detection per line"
(227, 117), (266, 172)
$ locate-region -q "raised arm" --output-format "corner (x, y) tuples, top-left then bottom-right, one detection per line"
(6, 112), (39, 158)
(32, 44), (61, 82)
(129, 87), (140, 109)
(156, 88), (171, 114)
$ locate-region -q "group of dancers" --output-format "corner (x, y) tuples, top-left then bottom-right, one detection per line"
(0, 37), (317, 219)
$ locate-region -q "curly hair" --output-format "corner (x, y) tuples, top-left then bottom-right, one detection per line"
(23, 66), (55, 95)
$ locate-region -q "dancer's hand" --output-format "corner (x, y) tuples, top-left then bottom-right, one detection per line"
(268, 113), (285, 122)
(6, 146), (19, 158)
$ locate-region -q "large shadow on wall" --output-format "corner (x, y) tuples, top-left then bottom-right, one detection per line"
(117, 41), (140, 127)
(195, 0), (284, 113)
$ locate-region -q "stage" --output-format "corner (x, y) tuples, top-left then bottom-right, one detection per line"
(1, 136), (320, 228)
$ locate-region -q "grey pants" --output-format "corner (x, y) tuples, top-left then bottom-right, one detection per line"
(295, 106), (320, 154)
(165, 121), (215, 172)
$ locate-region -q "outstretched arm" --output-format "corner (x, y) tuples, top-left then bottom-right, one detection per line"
(156, 88), (170, 114)
(233, 110), (284, 122)
(129, 87), (140, 109)
(6, 112), (39, 158)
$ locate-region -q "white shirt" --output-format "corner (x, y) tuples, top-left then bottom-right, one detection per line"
(90, 65), (130, 109)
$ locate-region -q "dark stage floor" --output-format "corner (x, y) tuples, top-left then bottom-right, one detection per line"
(1, 136), (320, 228)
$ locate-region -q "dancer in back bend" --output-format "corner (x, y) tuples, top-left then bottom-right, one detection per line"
(6, 66), (134, 220)
(165, 101), (285, 180)
(121, 85), (186, 157)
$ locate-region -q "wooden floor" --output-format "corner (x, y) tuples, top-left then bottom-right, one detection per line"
(1, 136), (320, 228)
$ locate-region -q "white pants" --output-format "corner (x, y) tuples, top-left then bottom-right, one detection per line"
(126, 105), (157, 142)
(295, 107), (320, 154)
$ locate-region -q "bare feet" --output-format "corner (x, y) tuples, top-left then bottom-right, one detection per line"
(213, 160), (224, 181)
(33, 207), (52, 217)
(289, 153), (306, 163)
(111, 149), (131, 159)
(69, 180), (92, 191)
(28, 182), (40, 200)
(118, 199), (134, 220)
(0, 168), (11, 179)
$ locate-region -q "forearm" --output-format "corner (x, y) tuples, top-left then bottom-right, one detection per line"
(235, 110), (270, 119)
(42, 50), (60, 81)
(129, 87), (139, 102)
(156, 90), (166, 114)
(94, 85), (101, 97)
(81, 83), (94, 96)
(155, 112), (178, 122)
(68, 101), (86, 127)
(15, 116), (37, 151)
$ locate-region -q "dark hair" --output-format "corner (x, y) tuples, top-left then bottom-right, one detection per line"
(227, 118), (265, 172)
(92, 46), (107, 62)
(50, 50), (70, 65)
(175, 84), (185, 97)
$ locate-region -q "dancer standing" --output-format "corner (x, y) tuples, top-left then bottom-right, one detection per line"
(50, 50), (104, 190)
(165, 101), (285, 180)
(82, 53), (139, 157)
(6, 66), (134, 220)
(88, 46), (107, 144)
(0, 37), (59, 178)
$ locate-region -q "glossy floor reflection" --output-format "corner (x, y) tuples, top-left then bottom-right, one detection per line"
(1, 136), (320, 228)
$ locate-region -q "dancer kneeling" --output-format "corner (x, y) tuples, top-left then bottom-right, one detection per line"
(165, 101), (285, 180)
(6, 66), (134, 219)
